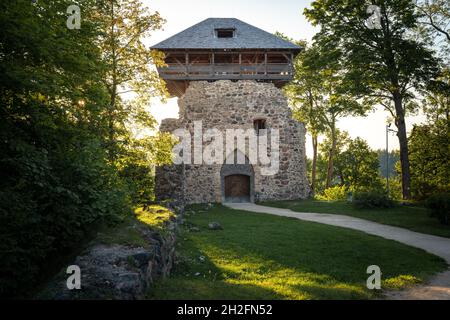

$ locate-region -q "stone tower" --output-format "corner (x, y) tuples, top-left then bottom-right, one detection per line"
(152, 18), (310, 204)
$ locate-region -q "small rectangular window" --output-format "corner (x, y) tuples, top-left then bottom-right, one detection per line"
(216, 29), (235, 38)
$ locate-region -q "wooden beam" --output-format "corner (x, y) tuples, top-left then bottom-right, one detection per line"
(264, 52), (268, 75)
(239, 53), (242, 75)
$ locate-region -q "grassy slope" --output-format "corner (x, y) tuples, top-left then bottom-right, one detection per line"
(148, 205), (447, 300)
(97, 205), (175, 248)
(262, 200), (450, 238)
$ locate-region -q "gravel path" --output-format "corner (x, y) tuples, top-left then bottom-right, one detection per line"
(225, 203), (450, 300)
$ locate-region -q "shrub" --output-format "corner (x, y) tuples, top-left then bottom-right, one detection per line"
(0, 137), (129, 298)
(425, 193), (450, 225)
(317, 186), (347, 201)
(353, 192), (395, 209)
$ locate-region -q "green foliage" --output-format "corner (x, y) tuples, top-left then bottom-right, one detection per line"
(0, 0), (131, 297)
(317, 186), (347, 201)
(314, 129), (350, 194)
(425, 193), (450, 225)
(409, 123), (449, 199)
(96, 0), (167, 160)
(0, 0), (169, 298)
(416, 0), (450, 63)
(304, 0), (440, 115)
(315, 133), (384, 196)
(117, 133), (177, 206)
(388, 177), (404, 201)
(353, 192), (395, 209)
(409, 68), (450, 200)
(135, 205), (175, 231)
(285, 43), (327, 138)
(285, 40), (369, 192)
(305, 0), (441, 200)
(336, 138), (384, 193)
(314, 153), (329, 194)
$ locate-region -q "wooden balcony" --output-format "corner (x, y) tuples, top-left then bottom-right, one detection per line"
(157, 62), (294, 81)
(156, 51), (298, 96)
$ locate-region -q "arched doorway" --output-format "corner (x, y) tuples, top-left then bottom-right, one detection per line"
(221, 149), (254, 203)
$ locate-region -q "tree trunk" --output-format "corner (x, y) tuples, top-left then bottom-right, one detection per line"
(108, 1), (117, 162)
(311, 134), (318, 196)
(326, 122), (336, 189)
(108, 88), (116, 161)
(393, 91), (412, 200)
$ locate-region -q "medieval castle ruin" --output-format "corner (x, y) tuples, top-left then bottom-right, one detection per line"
(152, 18), (310, 204)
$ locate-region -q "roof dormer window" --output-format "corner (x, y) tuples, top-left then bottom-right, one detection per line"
(215, 28), (235, 38)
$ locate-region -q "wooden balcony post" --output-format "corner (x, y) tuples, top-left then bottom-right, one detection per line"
(239, 53), (242, 77)
(212, 52), (215, 77)
(264, 52), (268, 76)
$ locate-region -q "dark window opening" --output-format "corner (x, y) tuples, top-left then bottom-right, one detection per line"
(253, 119), (267, 134)
(216, 29), (235, 38)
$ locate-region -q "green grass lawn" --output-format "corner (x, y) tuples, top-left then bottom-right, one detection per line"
(262, 200), (450, 238)
(148, 205), (447, 300)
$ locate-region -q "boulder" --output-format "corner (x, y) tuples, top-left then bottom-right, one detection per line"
(208, 222), (222, 230)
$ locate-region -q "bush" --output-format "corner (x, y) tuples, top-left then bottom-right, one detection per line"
(425, 193), (450, 225)
(317, 186), (347, 201)
(353, 192), (395, 209)
(0, 135), (129, 298)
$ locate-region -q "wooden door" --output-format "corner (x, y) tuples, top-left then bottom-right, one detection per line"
(225, 175), (250, 199)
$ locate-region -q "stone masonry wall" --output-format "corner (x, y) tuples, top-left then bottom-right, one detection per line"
(156, 80), (310, 204)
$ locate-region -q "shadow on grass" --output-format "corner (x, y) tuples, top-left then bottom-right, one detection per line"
(148, 205), (447, 300)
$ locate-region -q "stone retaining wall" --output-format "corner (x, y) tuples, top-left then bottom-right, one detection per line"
(39, 206), (183, 300)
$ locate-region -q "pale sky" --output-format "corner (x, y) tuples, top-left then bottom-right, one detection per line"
(144, 0), (427, 158)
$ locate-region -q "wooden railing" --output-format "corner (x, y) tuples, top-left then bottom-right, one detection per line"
(158, 63), (294, 81)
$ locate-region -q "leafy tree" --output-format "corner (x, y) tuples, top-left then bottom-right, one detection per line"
(316, 133), (383, 195)
(335, 138), (383, 192)
(422, 68), (450, 124)
(96, 0), (167, 160)
(408, 67), (449, 199)
(0, 0), (172, 297)
(286, 42), (367, 191)
(305, 0), (441, 199)
(315, 129), (351, 194)
(320, 92), (366, 190)
(409, 122), (449, 199)
(276, 34), (326, 195)
(416, 0), (450, 60)
(94, 0), (173, 205)
(285, 43), (326, 195)
(117, 132), (177, 206)
(377, 149), (400, 179)
(0, 0), (129, 297)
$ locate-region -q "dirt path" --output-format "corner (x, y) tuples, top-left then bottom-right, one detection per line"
(225, 203), (450, 300)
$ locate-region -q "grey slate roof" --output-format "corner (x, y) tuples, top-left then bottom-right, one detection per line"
(151, 18), (301, 51)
